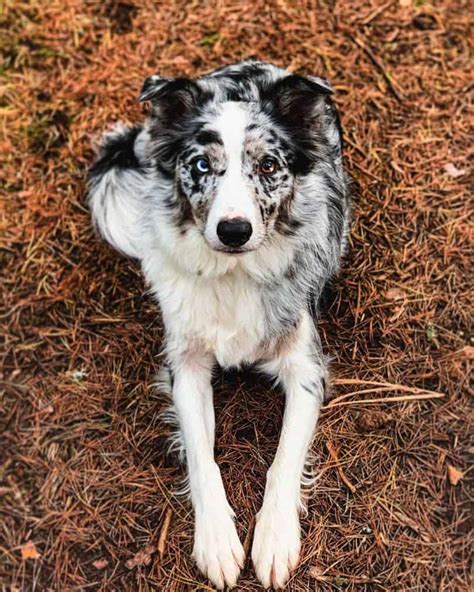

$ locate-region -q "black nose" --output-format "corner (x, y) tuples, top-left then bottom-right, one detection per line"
(216, 218), (253, 248)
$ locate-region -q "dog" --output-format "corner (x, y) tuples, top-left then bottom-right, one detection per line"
(88, 60), (351, 589)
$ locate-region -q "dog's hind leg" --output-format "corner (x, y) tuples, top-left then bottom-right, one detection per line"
(170, 350), (244, 589)
(253, 311), (327, 589)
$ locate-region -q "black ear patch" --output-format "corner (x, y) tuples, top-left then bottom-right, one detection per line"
(266, 74), (333, 125)
(138, 76), (203, 122)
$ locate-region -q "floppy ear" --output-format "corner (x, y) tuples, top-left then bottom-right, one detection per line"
(306, 76), (333, 93)
(138, 75), (171, 102)
(138, 75), (202, 122)
(269, 74), (333, 125)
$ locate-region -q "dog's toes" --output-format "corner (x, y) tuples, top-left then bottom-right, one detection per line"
(195, 540), (243, 589)
(193, 509), (245, 589)
(272, 552), (295, 590)
(210, 551), (241, 589)
(231, 532), (246, 570)
(251, 504), (301, 589)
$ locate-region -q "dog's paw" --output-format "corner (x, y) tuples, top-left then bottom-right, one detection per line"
(251, 502), (301, 589)
(193, 507), (245, 589)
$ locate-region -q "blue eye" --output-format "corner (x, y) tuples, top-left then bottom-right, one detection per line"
(194, 157), (210, 174)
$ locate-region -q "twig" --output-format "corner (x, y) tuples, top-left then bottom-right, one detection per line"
(326, 392), (444, 409)
(158, 508), (173, 557)
(333, 378), (439, 390)
(0, 381), (29, 393)
(310, 568), (381, 584)
(326, 441), (357, 493)
(361, 0), (396, 25)
(310, 568), (382, 584)
(329, 378), (444, 403)
(243, 515), (255, 557)
(347, 33), (404, 102)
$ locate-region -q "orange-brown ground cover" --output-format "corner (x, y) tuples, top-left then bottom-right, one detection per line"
(1, 1), (472, 590)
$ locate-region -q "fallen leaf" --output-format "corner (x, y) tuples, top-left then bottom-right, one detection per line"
(425, 324), (438, 342)
(21, 541), (40, 560)
(462, 345), (474, 359)
(389, 305), (405, 322)
(447, 465), (463, 486)
(68, 368), (88, 382)
(392, 510), (430, 542)
(93, 559), (109, 570)
(125, 545), (155, 569)
(309, 566), (325, 579)
(385, 288), (407, 301)
(443, 163), (466, 178)
(355, 410), (392, 432)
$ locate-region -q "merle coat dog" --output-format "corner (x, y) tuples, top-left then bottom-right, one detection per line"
(88, 60), (350, 590)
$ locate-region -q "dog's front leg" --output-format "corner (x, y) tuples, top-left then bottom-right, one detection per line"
(171, 351), (245, 589)
(252, 313), (327, 589)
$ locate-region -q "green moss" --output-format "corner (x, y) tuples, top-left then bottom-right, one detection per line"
(200, 32), (220, 48)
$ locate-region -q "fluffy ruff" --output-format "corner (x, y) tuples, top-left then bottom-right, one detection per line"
(88, 60), (351, 589)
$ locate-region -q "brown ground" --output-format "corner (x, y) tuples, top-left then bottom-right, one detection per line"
(1, 1), (472, 590)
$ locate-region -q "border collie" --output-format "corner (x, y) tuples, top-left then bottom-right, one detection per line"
(88, 60), (350, 589)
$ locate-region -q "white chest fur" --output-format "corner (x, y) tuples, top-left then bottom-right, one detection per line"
(143, 251), (266, 368)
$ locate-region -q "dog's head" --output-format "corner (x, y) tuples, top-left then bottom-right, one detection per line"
(140, 61), (343, 254)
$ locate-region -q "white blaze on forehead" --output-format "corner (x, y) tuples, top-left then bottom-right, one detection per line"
(213, 101), (249, 162)
(205, 101), (263, 249)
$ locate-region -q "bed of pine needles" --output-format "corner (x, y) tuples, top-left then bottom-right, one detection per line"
(1, 1), (472, 590)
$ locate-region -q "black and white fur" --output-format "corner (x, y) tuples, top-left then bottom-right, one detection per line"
(88, 61), (350, 590)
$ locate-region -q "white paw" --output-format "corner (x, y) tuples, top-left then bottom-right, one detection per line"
(251, 503), (301, 589)
(193, 506), (245, 589)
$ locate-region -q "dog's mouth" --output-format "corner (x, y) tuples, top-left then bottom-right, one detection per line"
(211, 245), (250, 255)
(204, 235), (260, 255)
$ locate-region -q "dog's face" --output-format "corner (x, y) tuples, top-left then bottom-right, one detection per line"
(175, 101), (297, 253)
(141, 62), (342, 254)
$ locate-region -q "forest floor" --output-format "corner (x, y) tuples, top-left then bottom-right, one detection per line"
(1, 1), (472, 590)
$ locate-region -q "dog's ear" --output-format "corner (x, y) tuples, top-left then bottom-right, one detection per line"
(138, 75), (171, 102)
(268, 74), (333, 125)
(139, 75), (202, 121)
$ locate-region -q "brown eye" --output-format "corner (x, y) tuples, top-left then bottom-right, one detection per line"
(259, 157), (278, 175)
